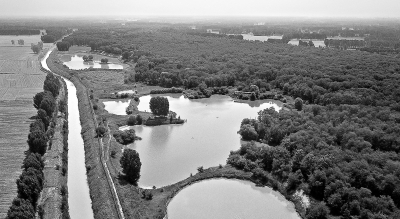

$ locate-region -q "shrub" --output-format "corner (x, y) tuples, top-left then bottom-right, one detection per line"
(120, 149), (141, 184)
(111, 150), (116, 158)
(113, 129), (141, 145)
(93, 104), (98, 110)
(95, 126), (106, 137)
(197, 166), (204, 173)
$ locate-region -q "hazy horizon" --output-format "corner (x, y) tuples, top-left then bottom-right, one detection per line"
(0, 0), (399, 19)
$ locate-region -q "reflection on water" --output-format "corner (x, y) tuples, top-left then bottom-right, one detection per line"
(167, 179), (300, 219)
(61, 55), (123, 70)
(121, 94), (281, 187)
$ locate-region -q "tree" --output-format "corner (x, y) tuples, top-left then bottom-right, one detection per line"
(16, 168), (44, 206)
(6, 198), (35, 219)
(18, 39), (24, 45)
(82, 55), (88, 62)
(27, 131), (48, 155)
(237, 124), (258, 140)
(306, 202), (329, 219)
(149, 96), (169, 116)
(127, 115), (136, 125)
(136, 115), (143, 125)
(31, 44), (40, 54)
(43, 73), (60, 97)
(100, 58), (108, 63)
(23, 153), (44, 171)
(37, 109), (50, 130)
(122, 51), (130, 60)
(11, 40), (15, 45)
(295, 97), (303, 111)
(88, 55), (93, 61)
(120, 149), (141, 184)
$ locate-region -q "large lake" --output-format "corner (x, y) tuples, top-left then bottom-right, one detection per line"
(167, 179), (300, 219)
(106, 94), (281, 187)
(61, 54), (123, 70)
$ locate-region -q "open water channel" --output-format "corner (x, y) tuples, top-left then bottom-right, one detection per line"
(42, 49), (94, 219)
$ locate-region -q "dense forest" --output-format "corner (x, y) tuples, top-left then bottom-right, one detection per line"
(58, 25), (400, 218)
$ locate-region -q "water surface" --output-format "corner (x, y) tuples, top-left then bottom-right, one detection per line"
(167, 179), (300, 219)
(61, 55), (123, 70)
(117, 94), (281, 187)
(42, 49), (94, 219)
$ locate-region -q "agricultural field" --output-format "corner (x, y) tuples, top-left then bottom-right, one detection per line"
(0, 34), (48, 217)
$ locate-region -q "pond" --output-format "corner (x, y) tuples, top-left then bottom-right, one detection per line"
(111, 94), (281, 188)
(242, 34), (283, 42)
(60, 54), (123, 70)
(288, 39), (326, 48)
(167, 179), (300, 219)
(103, 99), (131, 115)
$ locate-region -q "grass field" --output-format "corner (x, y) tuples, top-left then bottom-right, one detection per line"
(0, 34), (48, 217)
(0, 101), (38, 218)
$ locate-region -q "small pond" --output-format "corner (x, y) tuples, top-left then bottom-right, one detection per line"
(288, 39), (326, 47)
(103, 99), (131, 115)
(110, 94), (281, 187)
(242, 34), (283, 42)
(61, 54), (123, 70)
(167, 179), (300, 219)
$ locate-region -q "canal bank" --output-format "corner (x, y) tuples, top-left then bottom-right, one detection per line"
(43, 49), (119, 218)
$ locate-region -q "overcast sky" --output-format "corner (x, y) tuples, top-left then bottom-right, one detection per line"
(0, 0), (399, 18)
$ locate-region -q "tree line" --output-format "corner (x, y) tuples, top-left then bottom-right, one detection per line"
(6, 73), (65, 219)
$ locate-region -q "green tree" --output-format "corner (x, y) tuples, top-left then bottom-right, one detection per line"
(295, 97), (303, 111)
(6, 198), (35, 219)
(17, 168), (44, 206)
(149, 96), (169, 116)
(31, 44), (40, 54)
(136, 115), (143, 125)
(306, 202), (329, 219)
(43, 73), (60, 97)
(23, 153), (44, 171)
(27, 130), (48, 155)
(127, 115), (136, 125)
(237, 124), (258, 141)
(120, 149), (141, 184)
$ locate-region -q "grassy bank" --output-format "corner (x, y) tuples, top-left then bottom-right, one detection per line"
(46, 50), (119, 219)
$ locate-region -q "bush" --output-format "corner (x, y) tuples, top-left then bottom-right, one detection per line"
(197, 166), (204, 173)
(95, 126), (106, 137)
(111, 150), (116, 158)
(113, 129), (141, 145)
(120, 149), (141, 184)
(93, 104), (98, 110)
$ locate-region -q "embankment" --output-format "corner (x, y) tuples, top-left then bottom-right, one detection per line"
(37, 77), (69, 219)
(46, 50), (119, 219)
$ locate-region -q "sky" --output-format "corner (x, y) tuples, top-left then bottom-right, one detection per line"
(0, 0), (399, 18)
